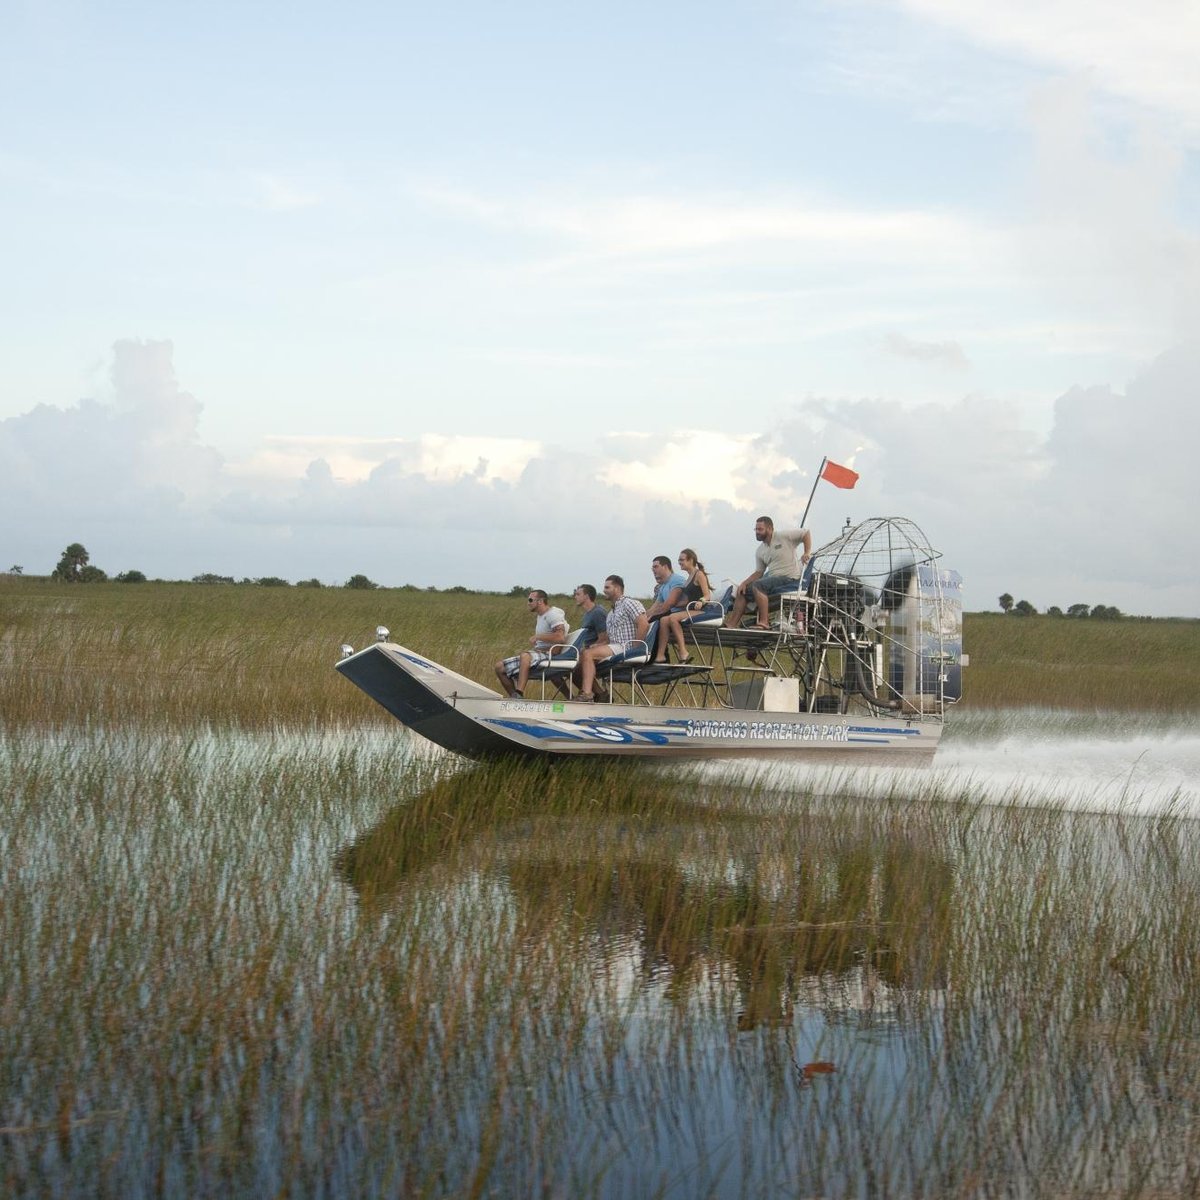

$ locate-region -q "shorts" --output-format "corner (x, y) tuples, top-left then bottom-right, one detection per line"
(501, 649), (553, 676)
(752, 575), (801, 599)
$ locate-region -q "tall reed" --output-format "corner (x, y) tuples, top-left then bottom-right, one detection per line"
(3, 731), (1198, 1196)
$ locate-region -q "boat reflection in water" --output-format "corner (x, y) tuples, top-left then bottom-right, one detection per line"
(335, 766), (954, 1036)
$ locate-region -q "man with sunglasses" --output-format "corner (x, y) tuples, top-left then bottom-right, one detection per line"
(494, 589), (569, 699)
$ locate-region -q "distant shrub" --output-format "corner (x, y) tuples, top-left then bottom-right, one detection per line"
(78, 565), (108, 583)
(345, 574), (379, 590)
(192, 573), (236, 585)
(115, 570), (147, 584)
(256, 576), (290, 588)
(296, 578), (324, 588)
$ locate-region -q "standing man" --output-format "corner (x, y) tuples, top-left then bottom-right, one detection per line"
(644, 554), (688, 621)
(724, 516), (812, 630)
(578, 575), (649, 702)
(494, 589), (569, 698)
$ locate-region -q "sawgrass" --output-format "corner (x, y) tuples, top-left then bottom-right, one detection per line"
(2, 577), (1196, 730)
(2, 733), (1198, 1197)
(965, 611), (1200, 712)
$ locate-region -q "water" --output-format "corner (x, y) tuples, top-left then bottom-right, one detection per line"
(710, 707), (1200, 816)
(2, 714), (1199, 1197)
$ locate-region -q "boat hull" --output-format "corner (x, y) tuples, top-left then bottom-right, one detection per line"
(337, 643), (941, 763)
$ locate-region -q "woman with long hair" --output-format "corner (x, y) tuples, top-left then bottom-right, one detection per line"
(653, 548), (716, 663)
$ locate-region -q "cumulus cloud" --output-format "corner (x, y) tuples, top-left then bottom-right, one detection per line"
(0, 339), (222, 524)
(1, 339), (1195, 615)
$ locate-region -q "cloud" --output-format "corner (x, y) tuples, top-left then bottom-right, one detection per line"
(891, 0), (1200, 132)
(0, 339), (222, 524)
(414, 181), (992, 271)
(1022, 78), (1200, 336)
(882, 332), (970, 370)
(1, 340), (1195, 615)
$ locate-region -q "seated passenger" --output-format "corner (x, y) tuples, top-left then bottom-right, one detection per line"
(724, 515), (812, 630)
(551, 584), (608, 698)
(493, 588), (568, 698)
(643, 554), (688, 621)
(578, 574), (649, 702)
(654, 548), (712, 663)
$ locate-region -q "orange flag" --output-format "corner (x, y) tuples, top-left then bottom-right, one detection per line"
(820, 460), (859, 489)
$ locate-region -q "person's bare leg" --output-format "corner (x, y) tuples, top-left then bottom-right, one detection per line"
(495, 661), (517, 695)
(724, 589), (749, 628)
(654, 619), (671, 661)
(753, 587), (771, 627)
(515, 651), (534, 695)
(580, 646), (612, 697)
(580, 648), (597, 695)
(672, 615), (690, 660)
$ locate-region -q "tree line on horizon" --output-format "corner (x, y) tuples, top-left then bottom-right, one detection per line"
(7, 542), (540, 595)
(997, 592), (1123, 620)
(0, 543), (1163, 620)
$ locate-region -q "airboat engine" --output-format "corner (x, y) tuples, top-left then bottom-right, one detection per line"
(806, 517), (963, 717)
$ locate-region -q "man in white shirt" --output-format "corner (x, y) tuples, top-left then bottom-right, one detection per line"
(494, 589), (569, 698)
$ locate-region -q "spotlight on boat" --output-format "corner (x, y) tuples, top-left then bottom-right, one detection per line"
(375, 625), (390, 642)
(340, 644), (355, 659)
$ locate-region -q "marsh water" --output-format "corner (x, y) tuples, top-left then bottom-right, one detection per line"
(3, 710), (1199, 1198)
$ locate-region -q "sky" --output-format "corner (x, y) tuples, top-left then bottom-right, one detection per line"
(2, 0), (1198, 616)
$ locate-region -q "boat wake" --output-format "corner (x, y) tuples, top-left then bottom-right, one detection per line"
(703, 710), (1200, 817)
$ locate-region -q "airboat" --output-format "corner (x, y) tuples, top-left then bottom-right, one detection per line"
(335, 517), (964, 762)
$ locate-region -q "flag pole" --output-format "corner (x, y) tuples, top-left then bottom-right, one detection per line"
(799, 456), (826, 529)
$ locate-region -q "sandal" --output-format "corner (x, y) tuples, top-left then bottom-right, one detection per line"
(577, 692), (595, 703)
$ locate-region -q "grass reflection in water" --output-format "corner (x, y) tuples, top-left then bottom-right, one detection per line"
(3, 728), (1199, 1198)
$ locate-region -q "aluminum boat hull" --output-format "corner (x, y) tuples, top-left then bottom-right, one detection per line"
(336, 642), (942, 763)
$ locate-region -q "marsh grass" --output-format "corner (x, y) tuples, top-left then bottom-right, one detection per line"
(3, 732), (1200, 1197)
(0, 577), (536, 729)
(2, 578), (1197, 732)
(965, 612), (1200, 712)
(4, 576), (1199, 1195)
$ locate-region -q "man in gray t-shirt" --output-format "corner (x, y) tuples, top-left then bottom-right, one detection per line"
(495, 588), (568, 697)
(724, 515), (812, 629)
